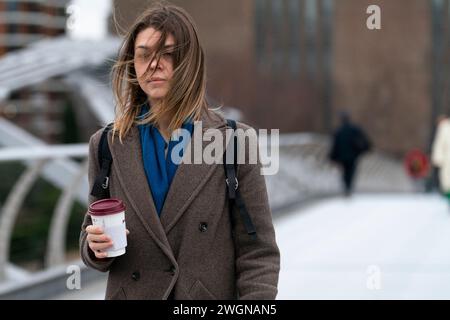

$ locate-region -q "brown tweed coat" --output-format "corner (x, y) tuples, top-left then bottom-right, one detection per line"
(79, 109), (280, 300)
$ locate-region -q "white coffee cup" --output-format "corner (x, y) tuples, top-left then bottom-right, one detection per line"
(89, 198), (127, 257)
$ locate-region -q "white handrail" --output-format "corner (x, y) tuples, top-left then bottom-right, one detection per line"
(0, 144), (88, 162)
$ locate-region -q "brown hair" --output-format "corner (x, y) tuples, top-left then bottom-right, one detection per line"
(111, 2), (210, 143)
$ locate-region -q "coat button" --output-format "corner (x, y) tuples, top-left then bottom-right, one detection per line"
(169, 266), (176, 276)
(199, 222), (208, 232)
(131, 271), (140, 281)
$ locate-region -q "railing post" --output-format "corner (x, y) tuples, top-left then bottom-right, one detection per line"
(0, 159), (48, 281)
(46, 159), (88, 267)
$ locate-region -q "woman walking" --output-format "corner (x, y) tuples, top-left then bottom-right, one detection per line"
(79, 3), (280, 300)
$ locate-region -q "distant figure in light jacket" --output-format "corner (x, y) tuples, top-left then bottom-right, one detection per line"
(432, 116), (450, 204)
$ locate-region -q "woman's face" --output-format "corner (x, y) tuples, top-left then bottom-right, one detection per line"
(134, 27), (175, 105)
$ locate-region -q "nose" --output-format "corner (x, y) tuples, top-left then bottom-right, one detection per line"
(149, 56), (161, 70)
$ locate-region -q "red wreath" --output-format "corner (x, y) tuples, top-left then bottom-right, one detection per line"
(404, 149), (430, 179)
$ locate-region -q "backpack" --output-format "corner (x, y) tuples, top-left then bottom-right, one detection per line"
(90, 119), (256, 239)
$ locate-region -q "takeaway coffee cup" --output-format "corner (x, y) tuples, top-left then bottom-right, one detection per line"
(88, 198), (127, 257)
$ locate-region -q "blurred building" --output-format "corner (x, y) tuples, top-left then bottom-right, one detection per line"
(111, 0), (333, 133)
(0, 0), (68, 54)
(0, 0), (72, 143)
(114, 0), (450, 155)
(333, 0), (433, 157)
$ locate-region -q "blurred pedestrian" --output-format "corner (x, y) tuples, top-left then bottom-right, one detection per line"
(329, 111), (372, 197)
(431, 114), (450, 205)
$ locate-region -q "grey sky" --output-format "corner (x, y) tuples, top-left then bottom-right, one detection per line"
(67, 0), (112, 40)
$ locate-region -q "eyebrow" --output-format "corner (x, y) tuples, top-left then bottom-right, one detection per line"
(135, 44), (175, 51)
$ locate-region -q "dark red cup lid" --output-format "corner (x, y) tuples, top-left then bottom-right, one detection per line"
(89, 198), (125, 216)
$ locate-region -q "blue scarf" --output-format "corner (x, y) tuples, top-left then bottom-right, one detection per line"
(137, 104), (194, 216)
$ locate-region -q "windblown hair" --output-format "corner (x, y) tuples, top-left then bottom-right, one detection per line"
(111, 3), (210, 143)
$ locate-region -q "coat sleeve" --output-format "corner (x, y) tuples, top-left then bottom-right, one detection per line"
(79, 129), (116, 272)
(232, 122), (280, 300)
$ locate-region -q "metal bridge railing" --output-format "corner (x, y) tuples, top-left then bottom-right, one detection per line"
(0, 144), (88, 281)
(0, 128), (415, 295)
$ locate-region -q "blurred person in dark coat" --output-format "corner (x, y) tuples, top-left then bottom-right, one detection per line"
(329, 112), (372, 196)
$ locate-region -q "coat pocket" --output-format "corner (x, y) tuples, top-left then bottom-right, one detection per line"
(105, 275), (130, 300)
(109, 287), (127, 300)
(189, 279), (217, 300)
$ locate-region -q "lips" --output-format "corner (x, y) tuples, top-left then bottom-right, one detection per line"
(148, 77), (166, 82)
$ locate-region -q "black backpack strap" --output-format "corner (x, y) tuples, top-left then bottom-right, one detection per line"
(224, 119), (256, 240)
(224, 121), (238, 200)
(90, 123), (114, 199)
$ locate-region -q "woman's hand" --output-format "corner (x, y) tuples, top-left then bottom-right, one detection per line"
(86, 225), (130, 259)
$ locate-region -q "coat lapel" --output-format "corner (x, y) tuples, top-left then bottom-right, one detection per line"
(160, 110), (227, 233)
(108, 128), (175, 260)
(108, 109), (228, 255)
